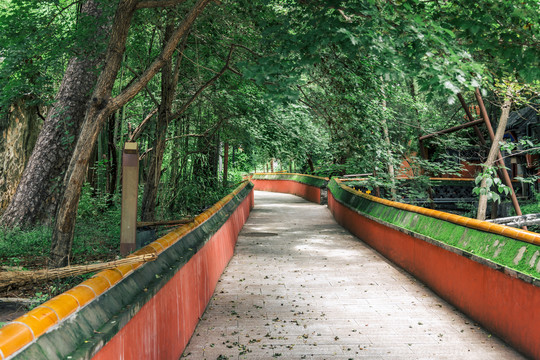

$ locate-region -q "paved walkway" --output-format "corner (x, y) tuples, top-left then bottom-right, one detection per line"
(182, 191), (523, 360)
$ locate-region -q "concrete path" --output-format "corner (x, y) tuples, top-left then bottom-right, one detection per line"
(181, 191), (524, 360)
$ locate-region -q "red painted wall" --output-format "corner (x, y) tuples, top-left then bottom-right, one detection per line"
(328, 192), (540, 360)
(92, 190), (254, 360)
(251, 179), (321, 204)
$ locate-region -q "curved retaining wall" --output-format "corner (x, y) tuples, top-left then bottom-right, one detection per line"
(0, 181), (254, 360)
(328, 178), (540, 359)
(251, 173), (328, 204)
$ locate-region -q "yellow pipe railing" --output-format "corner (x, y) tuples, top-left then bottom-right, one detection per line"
(334, 178), (540, 246)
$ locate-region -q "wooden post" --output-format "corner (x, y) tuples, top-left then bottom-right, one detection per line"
(457, 93), (487, 146)
(474, 89), (524, 223)
(120, 142), (139, 255)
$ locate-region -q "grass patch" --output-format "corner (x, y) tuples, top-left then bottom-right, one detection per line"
(0, 181), (237, 304)
(0, 208), (121, 270)
(0, 194), (122, 302)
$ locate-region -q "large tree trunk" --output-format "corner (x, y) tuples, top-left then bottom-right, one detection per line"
(476, 94), (513, 220)
(0, 99), (42, 213)
(141, 23), (176, 222)
(50, 0), (212, 267)
(1, 0), (107, 228)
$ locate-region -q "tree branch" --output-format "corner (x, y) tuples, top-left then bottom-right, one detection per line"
(110, 0), (213, 111)
(173, 34), (190, 85)
(125, 64), (160, 108)
(47, 0), (84, 28)
(178, 49), (222, 74)
(136, 0), (187, 9)
(499, 147), (540, 161)
(129, 107), (158, 141)
(170, 44), (237, 121)
(229, 43), (262, 57)
(297, 86), (333, 125)
(139, 117), (228, 160)
(338, 9), (352, 22)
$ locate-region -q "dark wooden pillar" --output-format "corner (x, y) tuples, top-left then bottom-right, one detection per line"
(120, 142), (139, 255)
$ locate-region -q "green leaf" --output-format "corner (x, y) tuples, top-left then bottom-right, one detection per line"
(475, 175), (482, 185)
(441, 27), (456, 39)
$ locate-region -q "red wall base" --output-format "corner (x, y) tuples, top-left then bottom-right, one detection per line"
(251, 179), (321, 204)
(92, 190), (254, 360)
(328, 192), (540, 360)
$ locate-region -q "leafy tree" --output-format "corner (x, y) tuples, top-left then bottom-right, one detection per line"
(1, 0), (111, 227)
(1, 0), (539, 269)
(50, 0), (215, 267)
(245, 0), (539, 198)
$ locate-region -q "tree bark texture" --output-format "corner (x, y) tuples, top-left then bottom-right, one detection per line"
(0, 99), (42, 213)
(223, 142), (229, 185)
(106, 114), (119, 205)
(141, 23), (176, 222)
(307, 155), (315, 173)
(477, 95), (513, 221)
(1, 0), (107, 228)
(50, 0), (213, 267)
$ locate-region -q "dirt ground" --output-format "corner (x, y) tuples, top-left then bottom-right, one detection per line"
(0, 300), (31, 323)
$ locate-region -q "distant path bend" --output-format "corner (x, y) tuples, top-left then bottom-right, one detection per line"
(182, 191), (523, 360)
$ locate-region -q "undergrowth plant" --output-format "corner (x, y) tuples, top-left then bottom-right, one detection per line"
(0, 182), (122, 270)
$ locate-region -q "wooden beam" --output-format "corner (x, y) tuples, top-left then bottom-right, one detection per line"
(475, 89), (525, 228)
(136, 218), (192, 228)
(486, 213), (540, 228)
(419, 119), (484, 141)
